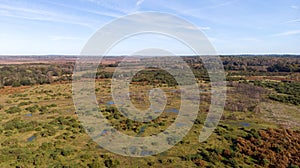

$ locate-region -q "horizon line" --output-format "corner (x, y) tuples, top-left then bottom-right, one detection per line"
(0, 53), (300, 57)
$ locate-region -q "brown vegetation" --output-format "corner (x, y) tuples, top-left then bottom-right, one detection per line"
(236, 128), (300, 167)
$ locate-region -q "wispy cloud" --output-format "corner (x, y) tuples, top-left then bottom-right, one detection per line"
(0, 3), (96, 29)
(285, 19), (300, 23)
(136, 0), (145, 8)
(208, 0), (239, 9)
(240, 37), (261, 42)
(272, 30), (300, 37)
(171, 25), (210, 31)
(84, 0), (134, 14)
(153, 0), (239, 24)
(49, 35), (80, 41)
(45, 1), (122, 18)
(199, 26), (211, 30)
(291, 5), (299, 9)
(0, 0), (299, 55)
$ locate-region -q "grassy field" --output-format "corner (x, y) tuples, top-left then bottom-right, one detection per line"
(0, 78), (299, 167)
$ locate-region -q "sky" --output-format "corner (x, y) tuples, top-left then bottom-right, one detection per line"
(0, 0), (299, 55)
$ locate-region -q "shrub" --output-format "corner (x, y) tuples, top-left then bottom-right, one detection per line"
(12, 81), (21, 87)
(288, 164), (299, 168)
(5, 106), (21, 114)
(48, 103), (57, 108)
(25, 105), (39, 113)
(104, 158), (119, 168)
(39, 106), (48, 114)
(4, 118), (34, 132)
(20, 79), (32, 86)
(18, 101), (32, 107)
(88, 158), (102, 168)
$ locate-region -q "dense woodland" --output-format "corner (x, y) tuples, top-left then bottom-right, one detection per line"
(0, 63), (73, 87)
(1, 55), (299, 87)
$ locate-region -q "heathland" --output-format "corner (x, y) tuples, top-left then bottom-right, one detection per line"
(0, 55), (299, 167)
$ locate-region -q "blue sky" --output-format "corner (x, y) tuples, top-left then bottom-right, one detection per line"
(0, 0), (299, 55)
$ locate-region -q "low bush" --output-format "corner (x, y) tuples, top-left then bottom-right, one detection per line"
(5, 106), (22, 114)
